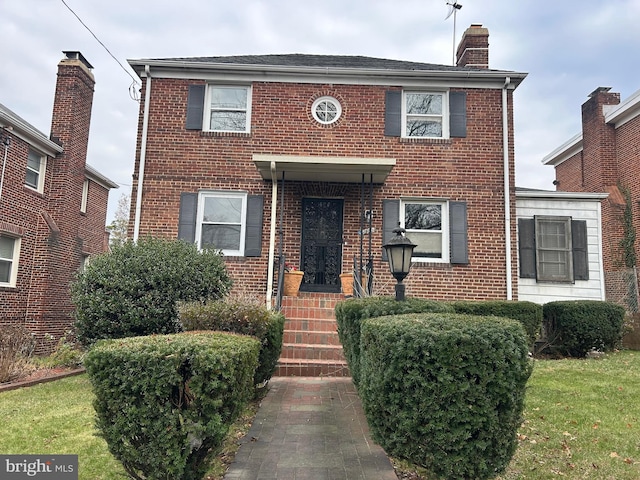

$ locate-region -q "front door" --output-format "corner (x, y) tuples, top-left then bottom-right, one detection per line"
(300, 198), (343, 292)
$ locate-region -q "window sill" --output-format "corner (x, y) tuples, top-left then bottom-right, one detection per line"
(399, 137), (452, 145)
(200, 131), (251, 138)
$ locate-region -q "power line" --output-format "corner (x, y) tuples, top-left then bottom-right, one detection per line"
(59, 0), (140, 101)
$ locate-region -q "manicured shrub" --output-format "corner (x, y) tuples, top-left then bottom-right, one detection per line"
(85, 332), (260, 480)
(179, 300), (284, 386)
(72, 237), (232, 347)
(335, 296), (453, 385)
(0, 324), (35, 383)
(448, 300), (543, 347)
(359, 313), (532, 480)
(543, 300), (626, 357)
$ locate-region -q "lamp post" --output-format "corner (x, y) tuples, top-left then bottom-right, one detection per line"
(383, 226), (417, 301)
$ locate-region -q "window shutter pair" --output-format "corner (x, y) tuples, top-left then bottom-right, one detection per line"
(177, 192), (264, 256)
(382, 199), (468, 264)
(384, 90), (467, 138)
(517, 218), (588, 281)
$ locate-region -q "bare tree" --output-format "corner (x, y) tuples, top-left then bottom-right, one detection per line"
(107, 193), (130, 247)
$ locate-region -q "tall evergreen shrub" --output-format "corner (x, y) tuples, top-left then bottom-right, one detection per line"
(72, 237), (232, 346)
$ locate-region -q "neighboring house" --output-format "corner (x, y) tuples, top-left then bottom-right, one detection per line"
(516, 188), (608, 304)
(127, 24), (528, 308)
(543, 86), (640, 310)
(0, 52), (118, 353)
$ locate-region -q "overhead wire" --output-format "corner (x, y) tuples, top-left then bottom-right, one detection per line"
(59, 0), (140, 102)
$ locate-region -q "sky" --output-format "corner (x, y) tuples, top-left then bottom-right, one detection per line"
(2, 0), (640, 224)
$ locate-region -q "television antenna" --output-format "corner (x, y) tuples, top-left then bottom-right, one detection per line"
(445, 1), (463, 65)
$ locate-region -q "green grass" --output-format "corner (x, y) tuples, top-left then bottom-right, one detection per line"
(3, 352), (640, 479)
(0, 375), (125, 479)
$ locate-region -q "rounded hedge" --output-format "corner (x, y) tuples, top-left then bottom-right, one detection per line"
(359, 313), (532, 480)
(85, 332), (260, 480)
(72, 237), (232, 347)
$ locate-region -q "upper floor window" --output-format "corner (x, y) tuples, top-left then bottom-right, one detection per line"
(81, 179), (89, 213)
(401, 200), (449, 262)
(195, 191), (247, 256)
(312, 96), (342, 125)
(25, 149), (46, 192)
(205, 86), (252, 133)
(384, 90), (466, 139)
(403, 92), (448, 138)
(0, 235), (20, 287)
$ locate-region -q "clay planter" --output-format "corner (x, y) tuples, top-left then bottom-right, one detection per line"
(283, 271), (304, 296)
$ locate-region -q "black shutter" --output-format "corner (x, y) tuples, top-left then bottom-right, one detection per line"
(572, 220), (589, 280)
(178, 193), (198, 243)
(245, 195), (264, 257)
(384, 90), (402, 137)
(449, 201), (468, 264)
(185, 84), (205, 130)
(518, 218), (536, 278)
(382, 199), (400, 261)
(449, 91), (467, 138)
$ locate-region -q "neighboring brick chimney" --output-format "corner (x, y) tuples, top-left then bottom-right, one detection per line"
(581, 87), (620, 190)
(456, 24), (489, 69)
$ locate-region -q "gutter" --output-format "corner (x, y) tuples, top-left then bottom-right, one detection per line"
(133, 65), (151, 241)
(503, 76), (513, 300)
(265, 161), (278, 309)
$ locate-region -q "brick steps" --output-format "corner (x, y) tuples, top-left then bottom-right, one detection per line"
(275, 293), (350, 377)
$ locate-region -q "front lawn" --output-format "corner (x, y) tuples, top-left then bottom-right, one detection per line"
(2, 351), (640, 479)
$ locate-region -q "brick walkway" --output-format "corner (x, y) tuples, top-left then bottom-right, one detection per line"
(224, 377), (397, 480)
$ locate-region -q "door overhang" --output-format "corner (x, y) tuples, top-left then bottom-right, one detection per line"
(253, 154), (395, 184)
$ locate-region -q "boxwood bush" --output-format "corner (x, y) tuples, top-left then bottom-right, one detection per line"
(359, 313), (532, 480)
(85, 332), (260, 480)
(448, 300), (543, 347)
(72, 237), (232, 347)
(179, 300), (284, 387)
(335, 296), (453, 385)
(543, 300), (625, 357)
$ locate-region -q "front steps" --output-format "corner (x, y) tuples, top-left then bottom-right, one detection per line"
(275, 293), (350, 377)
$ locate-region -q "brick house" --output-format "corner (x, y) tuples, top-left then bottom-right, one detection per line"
(0, 52), (118, 353)
(127, 25), (527, 374)
(543, 86), (640, 310)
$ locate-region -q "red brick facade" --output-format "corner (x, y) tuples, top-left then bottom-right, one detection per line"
(0, 52), (117, 353)
(549, 86), (640, 297)
(129, 26), (525, 304)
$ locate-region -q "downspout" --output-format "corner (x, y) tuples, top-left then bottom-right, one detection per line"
(133, 65), (151, 241)
(502, 76), (513, 300)
(0, 134), (10, 202)
(266, 161), (278, 309)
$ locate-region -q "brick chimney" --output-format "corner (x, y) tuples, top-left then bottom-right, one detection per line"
(49, 51), (95, 218)
(581, 87), (620, 190)
(456, 24), (489, 69)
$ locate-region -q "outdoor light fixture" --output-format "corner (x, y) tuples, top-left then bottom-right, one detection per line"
(383, 226), (417, 301)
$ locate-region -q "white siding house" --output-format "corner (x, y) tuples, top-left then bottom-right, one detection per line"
(516, 188), (608, 304)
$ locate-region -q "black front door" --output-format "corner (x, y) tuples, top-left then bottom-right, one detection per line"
(300, 198), (343, 292)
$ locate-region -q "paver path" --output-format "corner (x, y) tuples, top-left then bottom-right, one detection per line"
(224, 377), (397, 480)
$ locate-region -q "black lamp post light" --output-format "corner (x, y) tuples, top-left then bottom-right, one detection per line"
(383, 226), (417, 301)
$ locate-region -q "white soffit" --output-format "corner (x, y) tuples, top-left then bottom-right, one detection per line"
(541, 133), (583, 167)
(253, 154), (396, 184)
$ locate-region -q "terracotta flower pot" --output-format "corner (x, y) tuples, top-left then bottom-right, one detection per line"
(283, 271), (304, 296)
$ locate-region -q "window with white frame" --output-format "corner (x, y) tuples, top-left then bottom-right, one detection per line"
(403, 91), (448, 138)
(401, 200), (448, 261)
(195, 191), (247, 255)
(25, 149), (46, 192)
(535, 216), (573, 282)
(0, 235), (20, 287)
(81, 179), (89, 213)
(312, 96), (342, 125)
(205, 86), (251, 133)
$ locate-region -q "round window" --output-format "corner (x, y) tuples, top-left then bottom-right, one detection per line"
(312, 96), (342, 125)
